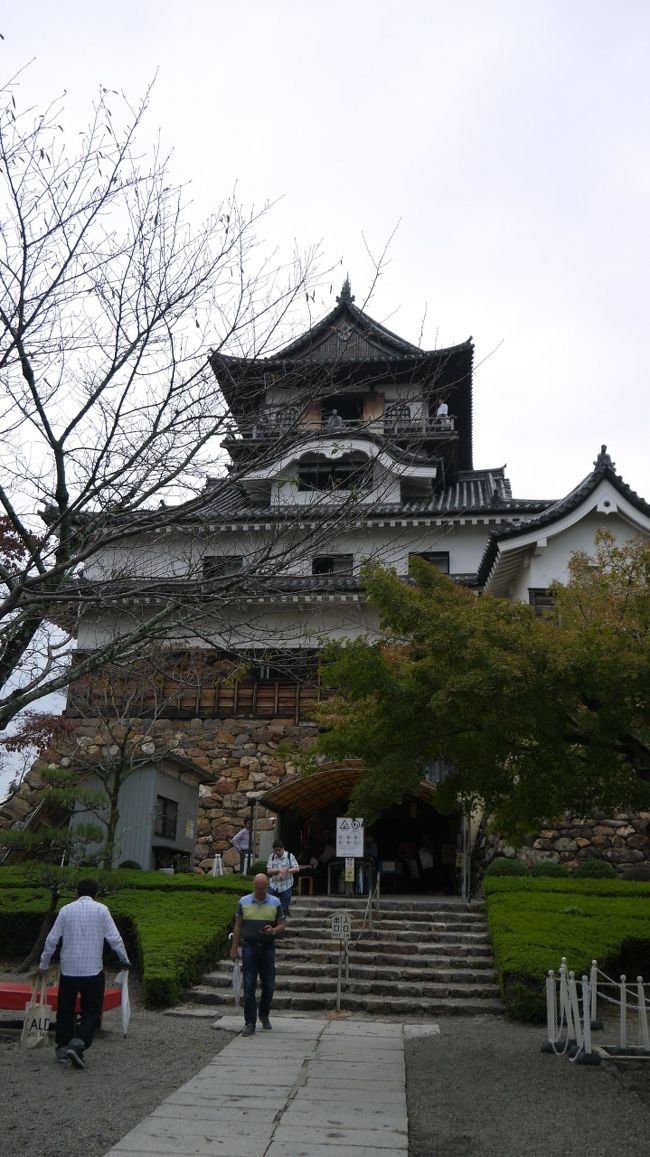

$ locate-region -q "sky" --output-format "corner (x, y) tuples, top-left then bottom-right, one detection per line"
(1, 1), (649, 793)
(2, 0), (649, 502)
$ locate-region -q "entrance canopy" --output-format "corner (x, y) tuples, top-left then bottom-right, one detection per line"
(260, 763), (440, 818)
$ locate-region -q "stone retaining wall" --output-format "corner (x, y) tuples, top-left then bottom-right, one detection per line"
(481, 811), (650, 876)
(0, 716), (319, 873)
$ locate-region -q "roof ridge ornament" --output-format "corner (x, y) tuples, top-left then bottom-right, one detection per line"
(594, 444), (615, 472)
(336, 276), (355, 305)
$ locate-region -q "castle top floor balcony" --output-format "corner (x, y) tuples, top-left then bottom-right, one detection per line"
(222, 410), (456, 445)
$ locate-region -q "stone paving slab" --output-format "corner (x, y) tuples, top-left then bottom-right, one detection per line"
(265, 1148), (407, 1157)
(292, 1084), (406, 1104)
(271, 1124), (408, 1149)
(323, 1019), (406, 1037)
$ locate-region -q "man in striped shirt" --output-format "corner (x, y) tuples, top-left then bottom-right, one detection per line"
(38, 878), (130, 1068)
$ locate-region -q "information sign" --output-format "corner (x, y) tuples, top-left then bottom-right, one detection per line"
(330, 911), (352, 941)
(344, 857), (355, 882)
(336, 816), (364, 858)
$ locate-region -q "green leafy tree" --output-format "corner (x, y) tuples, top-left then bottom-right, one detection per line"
(316, 533), (650, 841)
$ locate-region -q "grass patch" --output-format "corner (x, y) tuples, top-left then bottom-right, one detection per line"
(0, 863), (243, 1006)
(485, 877), (650, 1021)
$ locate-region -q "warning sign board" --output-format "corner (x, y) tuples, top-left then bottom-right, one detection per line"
(330, 911), (352, 941)
(336, 817), (364, 858)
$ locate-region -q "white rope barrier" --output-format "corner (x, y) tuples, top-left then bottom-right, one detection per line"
(543, 955), (650, 1064)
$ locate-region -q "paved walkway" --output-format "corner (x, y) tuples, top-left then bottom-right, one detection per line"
(104, 1015), (439, 1156)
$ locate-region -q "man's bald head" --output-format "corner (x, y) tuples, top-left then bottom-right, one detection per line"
(253, 873), (268, 898)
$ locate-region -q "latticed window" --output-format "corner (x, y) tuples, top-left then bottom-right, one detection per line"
(384, 402), (412, 430)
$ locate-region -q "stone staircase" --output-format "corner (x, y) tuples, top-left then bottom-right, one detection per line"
(187, 894), (504, 1017)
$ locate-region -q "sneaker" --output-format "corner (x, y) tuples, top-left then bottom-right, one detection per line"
(65, 1039), (86, 1069)
(55, 1046), (69, 1064)
(241, 1023), (256, 1037)
(261, 1017), (272, 1030)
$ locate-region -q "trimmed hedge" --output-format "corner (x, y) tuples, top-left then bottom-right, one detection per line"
(573, 859), (617, 879)
(529, 862), (569, 878)
(485, 876), (650, 1021)
(485, 858), (528, 876)
(0, 865), (243, 1006)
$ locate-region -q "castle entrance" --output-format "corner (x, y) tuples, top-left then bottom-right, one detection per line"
(259, 764), (461, 896)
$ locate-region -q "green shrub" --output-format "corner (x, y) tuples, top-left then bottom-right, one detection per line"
(485, 858), (528, 877)
(246, 860), (268, 876)
(530, 861), (568, 878)
(118, 860), (142, 870)
(573, 859), (616, 879)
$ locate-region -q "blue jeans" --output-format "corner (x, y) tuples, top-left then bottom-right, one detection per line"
(242, 942), (275, 1026)
(269, 887), (292, 918)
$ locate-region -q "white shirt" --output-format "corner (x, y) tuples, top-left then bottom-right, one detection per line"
(436, 401), (448, 417)
(39, 896), (130, 977)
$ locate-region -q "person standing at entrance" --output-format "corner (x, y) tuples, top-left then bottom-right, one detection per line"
(231, 817), (252, 875)
(267, 840), (300, 917)
(37, 878), (131, 1069)
(231, 873), (285, 1036)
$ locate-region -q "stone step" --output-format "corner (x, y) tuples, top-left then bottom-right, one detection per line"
(289, 915), (488, 933)
(290, 897), (485, 911)
(280, 941), (493, 962)
(276, 948), (495, 969)
(208, 961), (498, 984)
(187, 987), (503, 1016)
(290, 905), (488, 925)
(191, 974), (501, 998)
(282, 926), (490, 945)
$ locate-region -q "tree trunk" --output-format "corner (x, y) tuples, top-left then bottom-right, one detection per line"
(17, 885), (60, 972)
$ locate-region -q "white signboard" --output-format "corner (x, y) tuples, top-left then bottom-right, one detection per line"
(344, 857), (355, 882)
(336, 816), (364, 858)
(330, 911), (352, 941)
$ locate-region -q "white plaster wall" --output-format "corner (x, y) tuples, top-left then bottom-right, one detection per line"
(507, 510), (646, 602)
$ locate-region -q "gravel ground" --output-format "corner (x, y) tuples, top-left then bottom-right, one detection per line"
(5, 963), (650, 1157)
(0, 964), (231, 1157)
(407, 1013), (650, 1157)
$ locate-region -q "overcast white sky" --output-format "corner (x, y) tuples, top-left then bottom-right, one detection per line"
(3, 0), (649, 503)
(1, 1), (649, 797)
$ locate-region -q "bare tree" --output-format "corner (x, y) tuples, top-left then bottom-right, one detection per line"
(0, 71), (321, 727)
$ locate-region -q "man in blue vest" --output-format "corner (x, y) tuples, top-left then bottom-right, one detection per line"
(230, 873), (285, 1036)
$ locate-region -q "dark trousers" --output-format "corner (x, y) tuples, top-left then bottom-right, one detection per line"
(55, 970), (105, 1050)
(242, 942), (275, 1026)
(269, 887), (292, 918)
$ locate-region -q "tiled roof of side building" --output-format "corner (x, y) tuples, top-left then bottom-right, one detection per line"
(477, 446), (650, 585)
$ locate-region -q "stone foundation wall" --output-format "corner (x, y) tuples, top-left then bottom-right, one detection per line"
(0, 716), (319, 873)
(481, 810), (650, 877)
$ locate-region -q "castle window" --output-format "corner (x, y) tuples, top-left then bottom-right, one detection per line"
(312, 554), (354, 576)
(408, 551), (450, 574)
(154, 796), (178, 841)
(529, 588), (555, 617)
(203, 556), (243, 578)
(298, 451), (371, 492)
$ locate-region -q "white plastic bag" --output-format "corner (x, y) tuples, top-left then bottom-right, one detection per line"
(114, 970), (131, 1038)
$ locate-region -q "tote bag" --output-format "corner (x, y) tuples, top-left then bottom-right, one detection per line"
(20, 975), (52, 1048)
